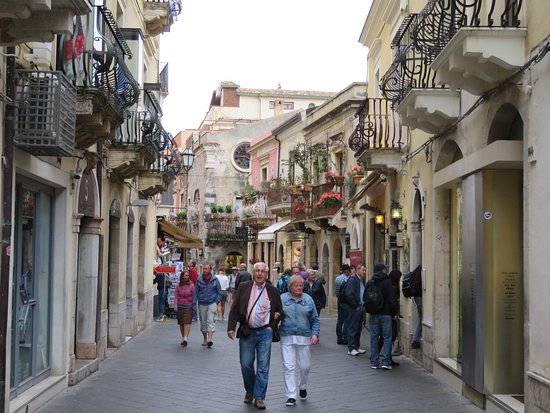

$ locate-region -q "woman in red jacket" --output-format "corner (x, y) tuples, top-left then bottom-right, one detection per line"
(174, 270), (195, 346)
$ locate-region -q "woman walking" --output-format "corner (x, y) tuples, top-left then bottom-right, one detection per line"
(279, 275), (320, 407)
(303, 269), (326, 316)
(216, 267), (230, 320)
(174, 270), (195, 346)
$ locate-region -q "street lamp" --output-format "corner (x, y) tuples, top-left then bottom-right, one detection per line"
(179, 148), (195, 230)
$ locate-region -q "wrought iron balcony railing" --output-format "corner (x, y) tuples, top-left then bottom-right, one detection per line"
(348, 98), (403, 154)
(380, 14), (440, 107)
(311, 183), (343, 219)
(205, 215), (249, 245)
(412, 0), (524, 63)
(290, 193), (312, 221)
(57, 6), (139, 114)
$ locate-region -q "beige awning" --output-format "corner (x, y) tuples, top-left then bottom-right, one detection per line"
(158, 219), (203, 249)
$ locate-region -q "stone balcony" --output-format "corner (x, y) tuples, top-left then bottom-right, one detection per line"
(138, 171), (170, 197)
(143, 0), (182, 37)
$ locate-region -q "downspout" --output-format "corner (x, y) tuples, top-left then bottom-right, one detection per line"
(1, 47), (16, 412)
(274, 133), (282, 266)
(94, 146), (104, 352)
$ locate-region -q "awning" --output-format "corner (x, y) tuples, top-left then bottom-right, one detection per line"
(345, 172), (385, 209)
(257, 219), (292, 241)
(158, 218), (203, 249)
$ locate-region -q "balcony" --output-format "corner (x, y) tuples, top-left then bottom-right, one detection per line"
(241, 195), (275, 231)
(13, 70), (76, 156)
(143, 0), (182, 37)
(108, 91), (170, 179)
(61, 7), (140, 148)
(0, 0), (91, 46)
(205, 215), (249, 246)
(266, 181), (291, 217)
(348, 98), (403, 170)
(290, 193), (312, 222)
(380, 14), (460, 134)
(412, 0), (526, 95)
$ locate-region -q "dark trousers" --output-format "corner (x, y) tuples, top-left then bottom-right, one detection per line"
(336, 301), (348, 343)
(347, 305), (364, 351)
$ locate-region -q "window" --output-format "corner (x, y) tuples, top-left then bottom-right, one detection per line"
(284, 102), (294, 110)
(232, 142), (251, 171)
(261, 167), (268, 181)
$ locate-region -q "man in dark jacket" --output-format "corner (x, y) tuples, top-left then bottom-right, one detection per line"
(345, 264), (367, 356)
(368, 263), (398, 369)
(235, 263), (252, 291)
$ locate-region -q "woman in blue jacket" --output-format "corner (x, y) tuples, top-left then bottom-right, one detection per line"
(279, 275), (320, 407)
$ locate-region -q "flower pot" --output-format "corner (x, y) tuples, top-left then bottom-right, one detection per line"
(303, 184), (314, 192)
(292, 189), (302, 195)
(353, 175), (363, 185)
(334, 175), (345, 186)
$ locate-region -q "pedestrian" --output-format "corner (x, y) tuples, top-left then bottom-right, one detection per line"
(368, 263), (398, 369)
(410, 264), (423, 349)
(279, 275), (320, 407)
(303, 269), (326, 316)
(216, 267), (230, 320)
(387, 269), (402, 365)
(235, 263), (252, 291)
(345, 263), (367, 356)
(153, 263), (167, 322)
(311, 264), (326, 285)
(227, 262), (283, 410)
(193, 263), (222, 348)
(335, 264), (351, 345)
(188, 259), (199, 321)
(173, 270), (195, 346)
(277, 268), (291, 294)
(227, 266), (238, 306)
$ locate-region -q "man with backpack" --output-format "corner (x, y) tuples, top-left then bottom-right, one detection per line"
(334, 264), (351, 345)
(366, 263), (398, 370)
(345, 264), (367, 356)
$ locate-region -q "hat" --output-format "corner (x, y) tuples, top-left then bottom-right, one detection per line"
(231, 266), (238, 270)
(341, 264), (351, 271)
(374, 263), (387, 273)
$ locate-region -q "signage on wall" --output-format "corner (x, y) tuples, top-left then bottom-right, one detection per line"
(350, 250), (363, 267)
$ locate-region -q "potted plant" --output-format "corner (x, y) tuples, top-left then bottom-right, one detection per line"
(324, 171), (345, 186)
(288, 184), (303, 195)
(176, 211), (187, 221)
(348, 166), (365, 185)
(315, 191), (343, 209)
(224, 204), (232, 213)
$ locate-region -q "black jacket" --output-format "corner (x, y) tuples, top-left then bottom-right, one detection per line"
(345, 274), (365, 309)
(369, 271), (398, 316)
(303, 279), (326, 310)
(235, 270), (252, 290)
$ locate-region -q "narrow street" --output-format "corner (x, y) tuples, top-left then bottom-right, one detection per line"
(36, 314), (483, 413)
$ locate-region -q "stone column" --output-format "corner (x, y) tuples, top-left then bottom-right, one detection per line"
(76, 218), (102, 359)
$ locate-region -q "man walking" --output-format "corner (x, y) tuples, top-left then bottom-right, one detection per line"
(227, 262), (283, 410)
(368, 263), (398, 369)
(335, 264), (351, 345)
(345, 263), (367, 356)
(193, 263), (222, 348)
(235, 263), (252, 291)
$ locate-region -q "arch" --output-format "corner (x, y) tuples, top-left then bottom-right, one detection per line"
(434, 140), (463, 172)
(488, 103), (523, 144)
(278, 244), (284, 267)
(110, 198), (122, 218)
(309, 241), (319, 267)
(351, 225), (359, 249)
(193, 189), (200, 203)
(77, 173), (100, 217)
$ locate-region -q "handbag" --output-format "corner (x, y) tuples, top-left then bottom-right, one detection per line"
(236, 286), (265, 338)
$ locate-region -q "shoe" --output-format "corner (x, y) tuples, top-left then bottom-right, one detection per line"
(254, 399), (266, 410)
(371, 365), (380, 369)
(348, 349), (359, 356)
(181, 339), (188, 347)
(207, 341), (213, 348)
(337, 340), (345, 345)
(285, 398), (296, 406)
(391, 360), (399, 366)
(411, 341), (421, 349)
(357, 348), (366, 354)
(244, 393), (253, 404)
(381, 364), (393, 370)
(299, 389), (307, 400)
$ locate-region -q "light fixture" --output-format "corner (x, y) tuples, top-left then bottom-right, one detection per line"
(391, 203), (402, 220)
(374, 214), (385, 225)
(181, 148), (195, 172)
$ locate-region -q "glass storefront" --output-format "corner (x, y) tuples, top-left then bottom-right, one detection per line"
(10, 179), (53, 395)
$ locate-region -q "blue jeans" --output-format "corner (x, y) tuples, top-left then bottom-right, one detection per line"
(158, 288), (166, 315)
(413, 296), (423, 342)
(336, 301), (348, 342)
(239, 327), (273, 400)
(346, 305), (364, 351)
(369, 314), (392, 366)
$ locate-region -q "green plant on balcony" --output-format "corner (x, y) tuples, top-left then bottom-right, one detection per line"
(347, 165), (365, 185)
(176, 211), (187, 220)
(224, 204), (232, 213)
(315, 191), (342, 209)
(243, 183), (260, 204)
(210, 204), (219, 213)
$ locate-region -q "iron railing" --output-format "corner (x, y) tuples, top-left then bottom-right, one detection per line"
(412, 0), (524, 63)
(348, 98), (402, 154)
(311, 183), (343, 219)
(57, 6), (139, 114)
(380, 14), (440, 107)
(290, 193), (312, 221)
(205, 215), (249, 244)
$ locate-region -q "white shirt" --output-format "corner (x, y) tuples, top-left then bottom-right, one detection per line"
(217, 274), (230, 290)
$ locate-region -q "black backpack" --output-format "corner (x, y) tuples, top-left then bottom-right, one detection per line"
(364, 278), (384, 314)
(337, 279), (348, 304)
(402, 267), (421, 298)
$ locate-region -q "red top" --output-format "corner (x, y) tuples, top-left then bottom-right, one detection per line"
(189, 267), (199, 285)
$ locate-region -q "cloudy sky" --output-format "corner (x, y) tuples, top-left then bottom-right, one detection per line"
(159, 0), (373, 135)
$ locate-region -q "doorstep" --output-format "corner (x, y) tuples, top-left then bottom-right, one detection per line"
(68, 358), (100, 386)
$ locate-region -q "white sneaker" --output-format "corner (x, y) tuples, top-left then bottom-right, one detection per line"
(357, 348), (366, 354)
(348, 349), (360, 356)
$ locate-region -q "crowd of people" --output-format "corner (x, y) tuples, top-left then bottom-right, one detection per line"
(153, 259), (422, 410)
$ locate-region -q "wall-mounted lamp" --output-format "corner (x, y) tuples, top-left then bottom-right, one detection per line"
(374, 214), (385, 225)
(391, 203), (403, 220)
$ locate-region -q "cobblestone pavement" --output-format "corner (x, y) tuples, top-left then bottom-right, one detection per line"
(36, 314), (483, 413)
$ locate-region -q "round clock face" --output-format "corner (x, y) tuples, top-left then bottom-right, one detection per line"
(232, 142), (251, 171)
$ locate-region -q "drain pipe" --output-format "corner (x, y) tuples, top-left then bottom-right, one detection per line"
(1, 47), (16, 413)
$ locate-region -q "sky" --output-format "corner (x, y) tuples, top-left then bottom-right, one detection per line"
(159, 0), (373, 135)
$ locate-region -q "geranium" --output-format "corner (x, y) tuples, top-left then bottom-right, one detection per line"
(324, 171), (339, 180)
(315, 191), (343, 208)
(293, 199), (310, 212)
(347, 166), (365, 177)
